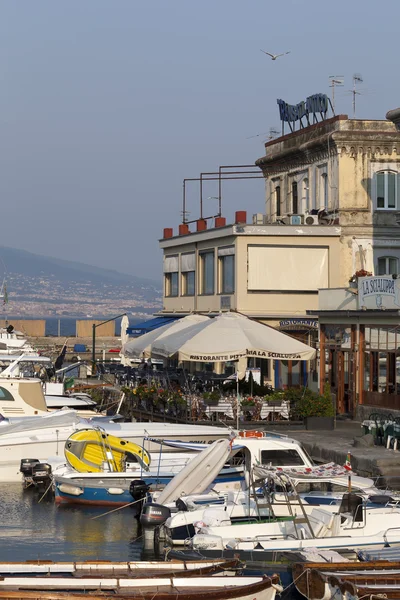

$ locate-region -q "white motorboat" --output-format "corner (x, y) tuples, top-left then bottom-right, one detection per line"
(191, 471), (400, 554)
(0, 356), (101, 415)
(51, 431), (321, 506)
(0, 409), (233, 482)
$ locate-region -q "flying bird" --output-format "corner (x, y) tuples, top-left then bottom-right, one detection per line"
(260, 50), (290, 61)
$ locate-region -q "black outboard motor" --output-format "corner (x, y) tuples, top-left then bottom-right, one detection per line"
(20, 459), (40, 480)
(31, 463), (52, 493)
(140, 502), (171, 552)
(129, 479), (150, 504)
(140, 503), (171, 530)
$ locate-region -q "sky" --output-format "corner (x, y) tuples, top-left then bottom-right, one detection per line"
(0, 0), (399, 282)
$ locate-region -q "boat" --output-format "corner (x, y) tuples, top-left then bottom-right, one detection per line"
(0, 360), (102, 417)
(64, 428), (151, 472)
(190, 471), (400, 555)
(0, 575), (282, 600)
(293, 561), (400, 600)
(0, 409), (233, 482)
(0, 558), (242, 578)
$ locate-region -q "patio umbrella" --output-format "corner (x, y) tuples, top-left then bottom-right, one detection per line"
(121, 313), (210, 359)
(120, 315), (130, 347)
(151, 312), (316, 362)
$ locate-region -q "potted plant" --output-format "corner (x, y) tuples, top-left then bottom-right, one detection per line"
(349, 269), (372, 288)
(241, 396), (256, 408)
(296, 383), (335, 430)
(202, 390), (220, 406)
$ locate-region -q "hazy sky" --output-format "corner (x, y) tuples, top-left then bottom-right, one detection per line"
(0, 0), (399, 281)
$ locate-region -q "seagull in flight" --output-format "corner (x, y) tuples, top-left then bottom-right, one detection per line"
(260, 50), (290, 61)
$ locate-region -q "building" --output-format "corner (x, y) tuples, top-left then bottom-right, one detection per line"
(309, 274), (400, 415)
(158, 98), (400, 390)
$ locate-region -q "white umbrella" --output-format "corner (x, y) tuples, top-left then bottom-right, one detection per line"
(151, 312), (316, 362)
(120, 315), (130, 347)
(121, 314), (210, 359)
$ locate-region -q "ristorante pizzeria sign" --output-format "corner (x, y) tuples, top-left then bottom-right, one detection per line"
(277, 93), (330, 133)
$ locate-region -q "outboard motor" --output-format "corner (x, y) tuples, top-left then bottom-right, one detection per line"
(20, 459), (40, 480)
(129, 479), (150, 514)
(140, 503), (171, 552)
(140, 503), (171, 529)
(31, 463), (52, 493)
(130, 479), (150, 500)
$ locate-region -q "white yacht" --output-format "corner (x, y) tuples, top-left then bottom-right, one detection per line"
(0, 355), (99, 414)
(0, 407), (233, 482)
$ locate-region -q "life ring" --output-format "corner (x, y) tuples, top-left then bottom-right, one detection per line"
(238, 430), (263, 438)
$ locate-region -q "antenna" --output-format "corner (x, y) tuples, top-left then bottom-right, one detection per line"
(329, 75), (344, 113)
(350, 73), (363, 118)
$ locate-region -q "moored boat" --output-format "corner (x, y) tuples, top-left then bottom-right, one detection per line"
(0, 558), (242, 578)
(293, 561), (400, 600)
(0, 575), (282, 600)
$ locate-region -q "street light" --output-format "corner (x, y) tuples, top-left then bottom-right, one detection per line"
(92, 313), (127, 375)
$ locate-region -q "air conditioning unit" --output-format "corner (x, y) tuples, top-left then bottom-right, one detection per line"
(253, 213), (268, 225)
(289, 214), (303, 225)
(304, 214), (318, 225)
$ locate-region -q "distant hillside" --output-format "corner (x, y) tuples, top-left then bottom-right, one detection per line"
(0, 246), (162, 318)
(0, 246), (159, 288)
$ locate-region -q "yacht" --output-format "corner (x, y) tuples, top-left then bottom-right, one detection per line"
(0, 408), (233, 482)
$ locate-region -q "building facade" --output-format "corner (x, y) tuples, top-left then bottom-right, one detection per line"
(159, 104), (400, 391)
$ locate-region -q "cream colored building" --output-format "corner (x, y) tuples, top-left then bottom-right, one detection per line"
(158, 107), (400, 388)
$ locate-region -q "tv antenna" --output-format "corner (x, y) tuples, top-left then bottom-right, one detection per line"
(329, 75), (344, 113)
(350, 73), (363, 118)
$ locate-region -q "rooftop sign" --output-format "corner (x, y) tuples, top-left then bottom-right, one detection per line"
(277, 93), (330, 134)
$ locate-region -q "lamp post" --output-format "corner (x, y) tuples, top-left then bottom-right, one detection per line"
(92, 313), (127, 376)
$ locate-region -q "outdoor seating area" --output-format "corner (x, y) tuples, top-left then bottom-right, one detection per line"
(362, 412), (400, 449)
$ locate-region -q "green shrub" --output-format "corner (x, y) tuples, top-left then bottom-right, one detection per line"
(295, 384), (335, 418)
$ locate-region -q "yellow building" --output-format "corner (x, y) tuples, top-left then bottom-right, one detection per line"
(158, 100), (400, 389)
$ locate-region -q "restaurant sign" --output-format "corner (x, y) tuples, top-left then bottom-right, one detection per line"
(277, 93), (329, 133)
(279, 318), (318, 330)
(358, 276), (400, 309)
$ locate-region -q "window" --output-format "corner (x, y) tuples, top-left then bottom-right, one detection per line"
(182, 271), (195, 296)
(303, 178), (309, 212)
(377, 256), (398, 275)
(376, 171), (397, 209)
(260, 449), (305, 466)
(0, 386), (14, 401)
(165, 272), (178, 297)
(218, 247), (235, 294)
(276, 185), (281, 217)
(292, 181), (298, 214)
(164, 254), (179, 297)
(181, 252), (195, 296)
(200, 250), (215, 294)
(320, 173), (328, 208)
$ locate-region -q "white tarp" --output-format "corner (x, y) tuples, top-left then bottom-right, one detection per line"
(121, 314), (210, 359)
(247, 246), (328, 291)
(151, 312), (316, 362)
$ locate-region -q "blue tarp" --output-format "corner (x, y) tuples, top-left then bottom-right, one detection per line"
(127, 316), (180, 337)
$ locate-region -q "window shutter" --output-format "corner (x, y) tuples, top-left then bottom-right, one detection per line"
(164, 255), (179, 273)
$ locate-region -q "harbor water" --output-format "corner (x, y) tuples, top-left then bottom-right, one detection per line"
(0, 483), (144, 562)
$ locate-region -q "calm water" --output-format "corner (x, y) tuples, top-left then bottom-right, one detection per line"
(0, 483), (144, 562)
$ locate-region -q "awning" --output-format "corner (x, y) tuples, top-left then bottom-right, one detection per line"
(127, 316), (180, 337)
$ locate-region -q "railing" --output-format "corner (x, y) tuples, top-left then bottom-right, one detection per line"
(364, 391), (400, 411)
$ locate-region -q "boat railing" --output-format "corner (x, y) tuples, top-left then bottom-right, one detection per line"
(383, 526), (400, 545)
